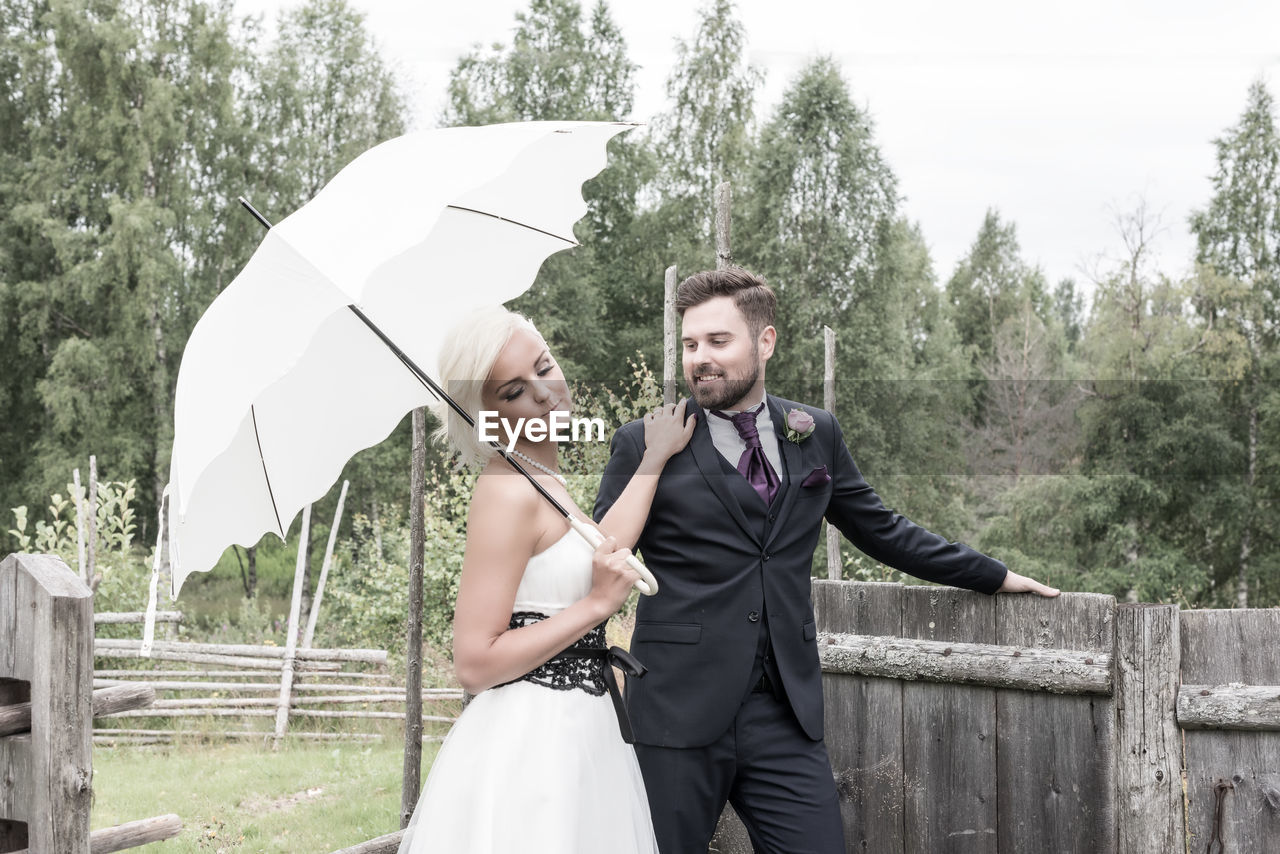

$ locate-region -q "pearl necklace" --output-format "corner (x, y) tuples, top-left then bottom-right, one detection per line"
(508, 449), (567, 486)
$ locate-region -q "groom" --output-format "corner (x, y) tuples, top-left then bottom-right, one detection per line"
(594, 267), (1057, 853)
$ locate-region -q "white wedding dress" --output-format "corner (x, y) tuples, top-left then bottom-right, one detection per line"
(397, 529), (659, 854)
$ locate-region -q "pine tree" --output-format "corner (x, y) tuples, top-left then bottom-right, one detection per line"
(1188, 78), (1280, 606)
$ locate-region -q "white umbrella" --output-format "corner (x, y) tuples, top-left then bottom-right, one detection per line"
(164, 121), (655, 599)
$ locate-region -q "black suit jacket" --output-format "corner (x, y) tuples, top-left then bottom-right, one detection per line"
(593, 393), (1007, 748)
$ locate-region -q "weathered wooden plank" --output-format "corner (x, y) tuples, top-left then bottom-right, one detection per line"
(814, 579), (905, 854)
(1181, 609), (1280, 853)
(92, 669), (390, 681)
(1114, 603), (1182, 853)
(91, 679), (436, 695)
(0, 558), (19, 680)
(93, 611), (183, 625)
(0, 684), (154, 736)
(1179, 684), (1280, 730)
(902, 584), (997, 853)
(327, 828), (404, 854)
(11, 812), (182, 854)
(129, 694), (429, 709)
(93, 647), (344, 670)
(817, 632), (1111, 694)
(87, 813), (181, 853)
(99, 708), (455, 722)
(1, 556), (29, 849)
(11, 555), (94, 853)
(0, 733), (33, 825)
(92, 729), (390, 742)
(996, 592), (1116, 854)
(93, 639), (387, 663)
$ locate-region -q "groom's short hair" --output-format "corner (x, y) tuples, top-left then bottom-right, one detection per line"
(676, 267), (777, 338)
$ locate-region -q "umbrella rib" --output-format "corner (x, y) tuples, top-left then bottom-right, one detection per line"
(235, 196), (573, 527)
(445, 205), (578, 246)
(250, 404), (286, 538)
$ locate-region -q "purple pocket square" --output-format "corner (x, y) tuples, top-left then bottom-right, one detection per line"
(801, 465), (831, 488)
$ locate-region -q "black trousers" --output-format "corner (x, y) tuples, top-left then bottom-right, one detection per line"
(634, 688), (845, 854)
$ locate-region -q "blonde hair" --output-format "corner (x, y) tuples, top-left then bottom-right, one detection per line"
(433, 306), (542, 469)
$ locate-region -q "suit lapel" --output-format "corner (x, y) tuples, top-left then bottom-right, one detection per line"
(686, 397), (761, 546)
(765, 394), (804, 549)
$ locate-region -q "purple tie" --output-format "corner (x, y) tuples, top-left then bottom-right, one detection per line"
(713, 406), (780, 505)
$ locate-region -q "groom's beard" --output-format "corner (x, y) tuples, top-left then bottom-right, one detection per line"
(689, 353), (761, 411)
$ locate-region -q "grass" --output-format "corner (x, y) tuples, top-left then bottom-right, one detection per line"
(91, 737), (438, 853)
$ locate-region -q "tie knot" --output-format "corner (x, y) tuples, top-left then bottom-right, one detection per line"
(718, 408), (761, 448)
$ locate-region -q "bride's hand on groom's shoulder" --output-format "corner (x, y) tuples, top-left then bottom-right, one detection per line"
(642, 399), (697, 462)
(997, 569), (1062, 598)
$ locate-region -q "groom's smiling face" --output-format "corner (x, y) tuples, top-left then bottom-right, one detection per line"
(681, 295), (775, 412)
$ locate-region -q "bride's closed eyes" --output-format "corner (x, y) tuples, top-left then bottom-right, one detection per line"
(501, 361), (556, 402)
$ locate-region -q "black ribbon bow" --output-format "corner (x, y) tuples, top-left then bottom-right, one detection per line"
(559, 645), (648, 743)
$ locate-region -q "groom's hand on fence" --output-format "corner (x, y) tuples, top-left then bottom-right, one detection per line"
(997, 569), (1061, 598)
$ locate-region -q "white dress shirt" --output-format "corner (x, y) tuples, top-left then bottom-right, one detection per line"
(705, 389), (785, 480)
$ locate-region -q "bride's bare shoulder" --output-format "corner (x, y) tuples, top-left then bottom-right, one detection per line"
(471, 459), (540, 513)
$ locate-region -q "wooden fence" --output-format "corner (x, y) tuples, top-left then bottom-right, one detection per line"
(707, 580), (1280, 854)
(1, 554), (180, 852)
(90, 621), (462, 745)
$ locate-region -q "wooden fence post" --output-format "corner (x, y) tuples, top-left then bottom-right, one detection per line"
(274, 506), (311, 747)
(715, 182), (732, 270)
(663, 265), (678, 406)
(1180, 608), (1280, 852)
(0, 554), (94, 852)
(303, 479), (348, 650)
(402, 409), (428, 827)
(87, 456), (97, 585)
(73, 469), (87, 583)
(1114, 603), (1183, 852)
(823, 327), (840, 580)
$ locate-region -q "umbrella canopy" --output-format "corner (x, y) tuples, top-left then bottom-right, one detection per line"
(168, 121), (636, 596)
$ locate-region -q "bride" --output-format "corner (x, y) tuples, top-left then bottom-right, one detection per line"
(398, 306), (694, 854)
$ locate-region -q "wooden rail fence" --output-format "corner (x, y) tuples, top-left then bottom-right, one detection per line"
(704, 580), (1280, 854)
(90, 631), (462, 746)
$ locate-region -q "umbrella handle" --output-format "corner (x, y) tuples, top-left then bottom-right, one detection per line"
(566, 516), (658, 596)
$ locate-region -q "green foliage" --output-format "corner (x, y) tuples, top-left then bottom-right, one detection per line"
(650, 0), (762, 238)
(946, 209), (1051, 370)
(0, 0), (407, 547)
(1190, 78), (1280, 328)
(7, 0), (1280, 624)
(7, 478), (156, 617)
(443, 0), (634, 126)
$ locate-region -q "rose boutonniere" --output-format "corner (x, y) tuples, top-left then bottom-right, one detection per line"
(784, 408), (815, 443)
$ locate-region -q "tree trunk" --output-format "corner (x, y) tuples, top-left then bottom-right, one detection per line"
(247, 546), (258, 597)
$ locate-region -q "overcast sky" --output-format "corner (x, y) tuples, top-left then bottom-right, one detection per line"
(238, 0), (1280, 303)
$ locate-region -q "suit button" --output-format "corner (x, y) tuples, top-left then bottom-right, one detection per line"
(768, 514), (776, 522)
(747, 611), (760, 623)
(762, 553), (771, 561)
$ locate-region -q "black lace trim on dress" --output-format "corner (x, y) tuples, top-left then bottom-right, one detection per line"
(503, 611), (609, 695)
